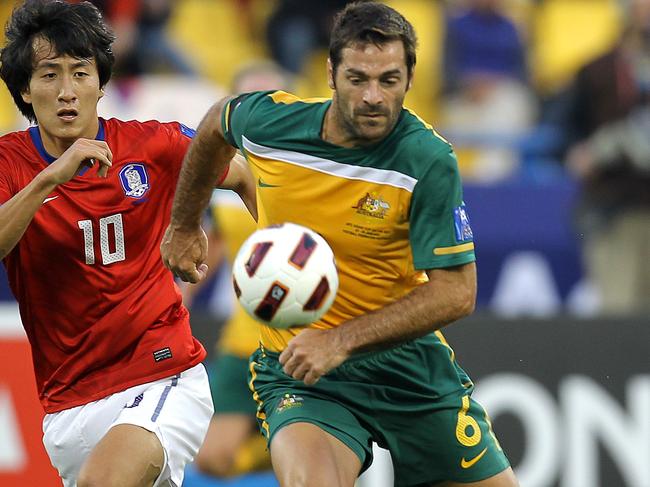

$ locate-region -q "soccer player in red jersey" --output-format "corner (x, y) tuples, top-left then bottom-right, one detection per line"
(0, 1), (251, 486)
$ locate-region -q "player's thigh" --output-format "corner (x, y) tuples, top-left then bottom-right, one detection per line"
(250, 348), (371, 485)
(113, 365), (213, 486)
(434, 466), (519, 487)
(77, 424), (163, 487)
(271, 422), (361, 487)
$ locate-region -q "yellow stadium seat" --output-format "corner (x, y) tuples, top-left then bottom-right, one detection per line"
(385, 0), (442, 122)
(0, 3), (21, 132)
(169, 0), (271, 91)
(531, 0), (623, 93)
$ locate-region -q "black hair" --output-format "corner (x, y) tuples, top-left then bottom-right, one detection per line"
(0, 0), (115, 122)
(329, 1), (418, 79)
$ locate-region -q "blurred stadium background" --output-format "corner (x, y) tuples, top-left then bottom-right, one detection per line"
(0, 1), (648, 486)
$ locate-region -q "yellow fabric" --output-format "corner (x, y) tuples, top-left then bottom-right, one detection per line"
(532, 0), (622, 93)
(245, 153), (428, 353)
(212, 192), (261, 357)
(230, 434), (271, 475)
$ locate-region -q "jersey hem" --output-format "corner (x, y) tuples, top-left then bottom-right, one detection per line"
(41, 353), (206, 414)
(413, 253), (475, 270)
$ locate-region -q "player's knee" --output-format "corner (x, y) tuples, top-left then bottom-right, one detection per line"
(77, 467), (119, 487)
(77, 462), (162, 487)
(195, 449), (235, 478)
(279, 468), (349, 487)
(195, 456), (232, 477)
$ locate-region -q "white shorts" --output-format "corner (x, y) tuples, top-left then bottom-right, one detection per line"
(42, 363), (213, 487)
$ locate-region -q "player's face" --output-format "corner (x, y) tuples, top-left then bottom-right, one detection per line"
(21, 38), (103, 156)
(328, 40), (411, 146)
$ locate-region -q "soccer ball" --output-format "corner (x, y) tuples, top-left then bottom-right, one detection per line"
(232, 222), (339, 329)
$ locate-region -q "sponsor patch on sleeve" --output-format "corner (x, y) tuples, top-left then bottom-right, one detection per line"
(453, 203), (473, 242)
(179, 123), (196, 139)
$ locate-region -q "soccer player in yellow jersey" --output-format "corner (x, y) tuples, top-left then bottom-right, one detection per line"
(163, 2), (519, 486)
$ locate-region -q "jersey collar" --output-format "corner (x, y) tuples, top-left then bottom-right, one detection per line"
(29, 119), (106, 167)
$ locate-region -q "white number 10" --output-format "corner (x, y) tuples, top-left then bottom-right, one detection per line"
(77, 213), (126, 265)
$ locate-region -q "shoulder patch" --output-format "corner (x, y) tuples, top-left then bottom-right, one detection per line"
(453, 203), (473, 242)
(179, 123), (196, 139)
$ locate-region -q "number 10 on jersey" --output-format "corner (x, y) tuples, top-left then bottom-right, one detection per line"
(77, 213), (126, 265)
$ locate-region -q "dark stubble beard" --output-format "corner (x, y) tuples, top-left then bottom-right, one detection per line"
(334, 96), (402, 147)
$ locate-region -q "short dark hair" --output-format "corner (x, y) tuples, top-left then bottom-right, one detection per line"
(329, 1), (417, 78)
(0, 0), (115, 123)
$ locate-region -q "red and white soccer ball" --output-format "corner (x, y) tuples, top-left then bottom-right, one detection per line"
(232, 222), (339, 329)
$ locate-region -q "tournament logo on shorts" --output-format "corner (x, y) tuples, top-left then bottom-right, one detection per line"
(276, 393), (304, 413)
(119, 163), (150, 199)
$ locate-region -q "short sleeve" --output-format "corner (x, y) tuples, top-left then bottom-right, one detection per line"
(221, 91), (272, 150)
(143, 121), (192, 185)
(0, 156), (16, 205)
(409, 148), (475, 270)
(168, 122), (194, 167)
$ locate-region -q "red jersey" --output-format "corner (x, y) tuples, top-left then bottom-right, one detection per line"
(0, 118), (206, 413)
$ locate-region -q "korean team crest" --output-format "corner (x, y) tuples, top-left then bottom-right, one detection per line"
(119, 163), (150, 199)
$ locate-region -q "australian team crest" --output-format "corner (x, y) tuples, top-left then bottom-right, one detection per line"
(353, 192), (391, 219)
(276, 393), (304, 413)
(119, 163), (150, 199)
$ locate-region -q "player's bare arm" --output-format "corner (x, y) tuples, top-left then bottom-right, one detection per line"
(280, 262), (476, 385)
(219, 151), (258, 221)
(181, 151), (257, 303)
(161, 96), (236, 283)
(0, 138), (112, 259)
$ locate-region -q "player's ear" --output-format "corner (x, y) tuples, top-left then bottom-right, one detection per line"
(98, 87), (105, 100)
(21, 88), (31, 104)
(406, 71), (414, 92)
(327, 59), (335, 90)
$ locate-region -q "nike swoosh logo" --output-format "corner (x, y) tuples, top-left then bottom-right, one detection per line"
(460, 447), (487, 469)
(258, 177), (280, 188)
(43, 196), (59, 204)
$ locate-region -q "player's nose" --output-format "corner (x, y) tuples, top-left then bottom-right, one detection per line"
(362, 80), (383, 106)
(57, 75), (77, 102)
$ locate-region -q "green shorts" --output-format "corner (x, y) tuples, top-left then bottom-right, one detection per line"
(249, 333), (510, 486)
(208, 353), (257, 416)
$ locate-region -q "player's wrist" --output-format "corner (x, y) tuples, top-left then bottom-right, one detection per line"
(330, 326), (354, 359)
(33, 170), (60, 193)
(169, 220), (202, 233)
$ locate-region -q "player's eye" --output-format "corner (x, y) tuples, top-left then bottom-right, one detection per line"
(42, 72), (56, 79)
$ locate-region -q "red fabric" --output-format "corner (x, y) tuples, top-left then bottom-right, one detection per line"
(216, 161), (230, 186)
(108, 0), (140, 20)
(0, 119), (206, 413)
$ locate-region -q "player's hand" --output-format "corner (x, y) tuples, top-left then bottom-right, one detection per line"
(42, 138), (113, 185)
(160, 224), (209, 283)
(279, 328), (349, 385)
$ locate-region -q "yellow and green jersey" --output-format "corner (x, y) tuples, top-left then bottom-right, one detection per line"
(222, 91), (475, 352)
(211, 190), (261, 357)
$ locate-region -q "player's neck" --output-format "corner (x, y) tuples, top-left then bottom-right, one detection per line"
(322, 105), (360, 148)
(38, 117), (100, 158)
